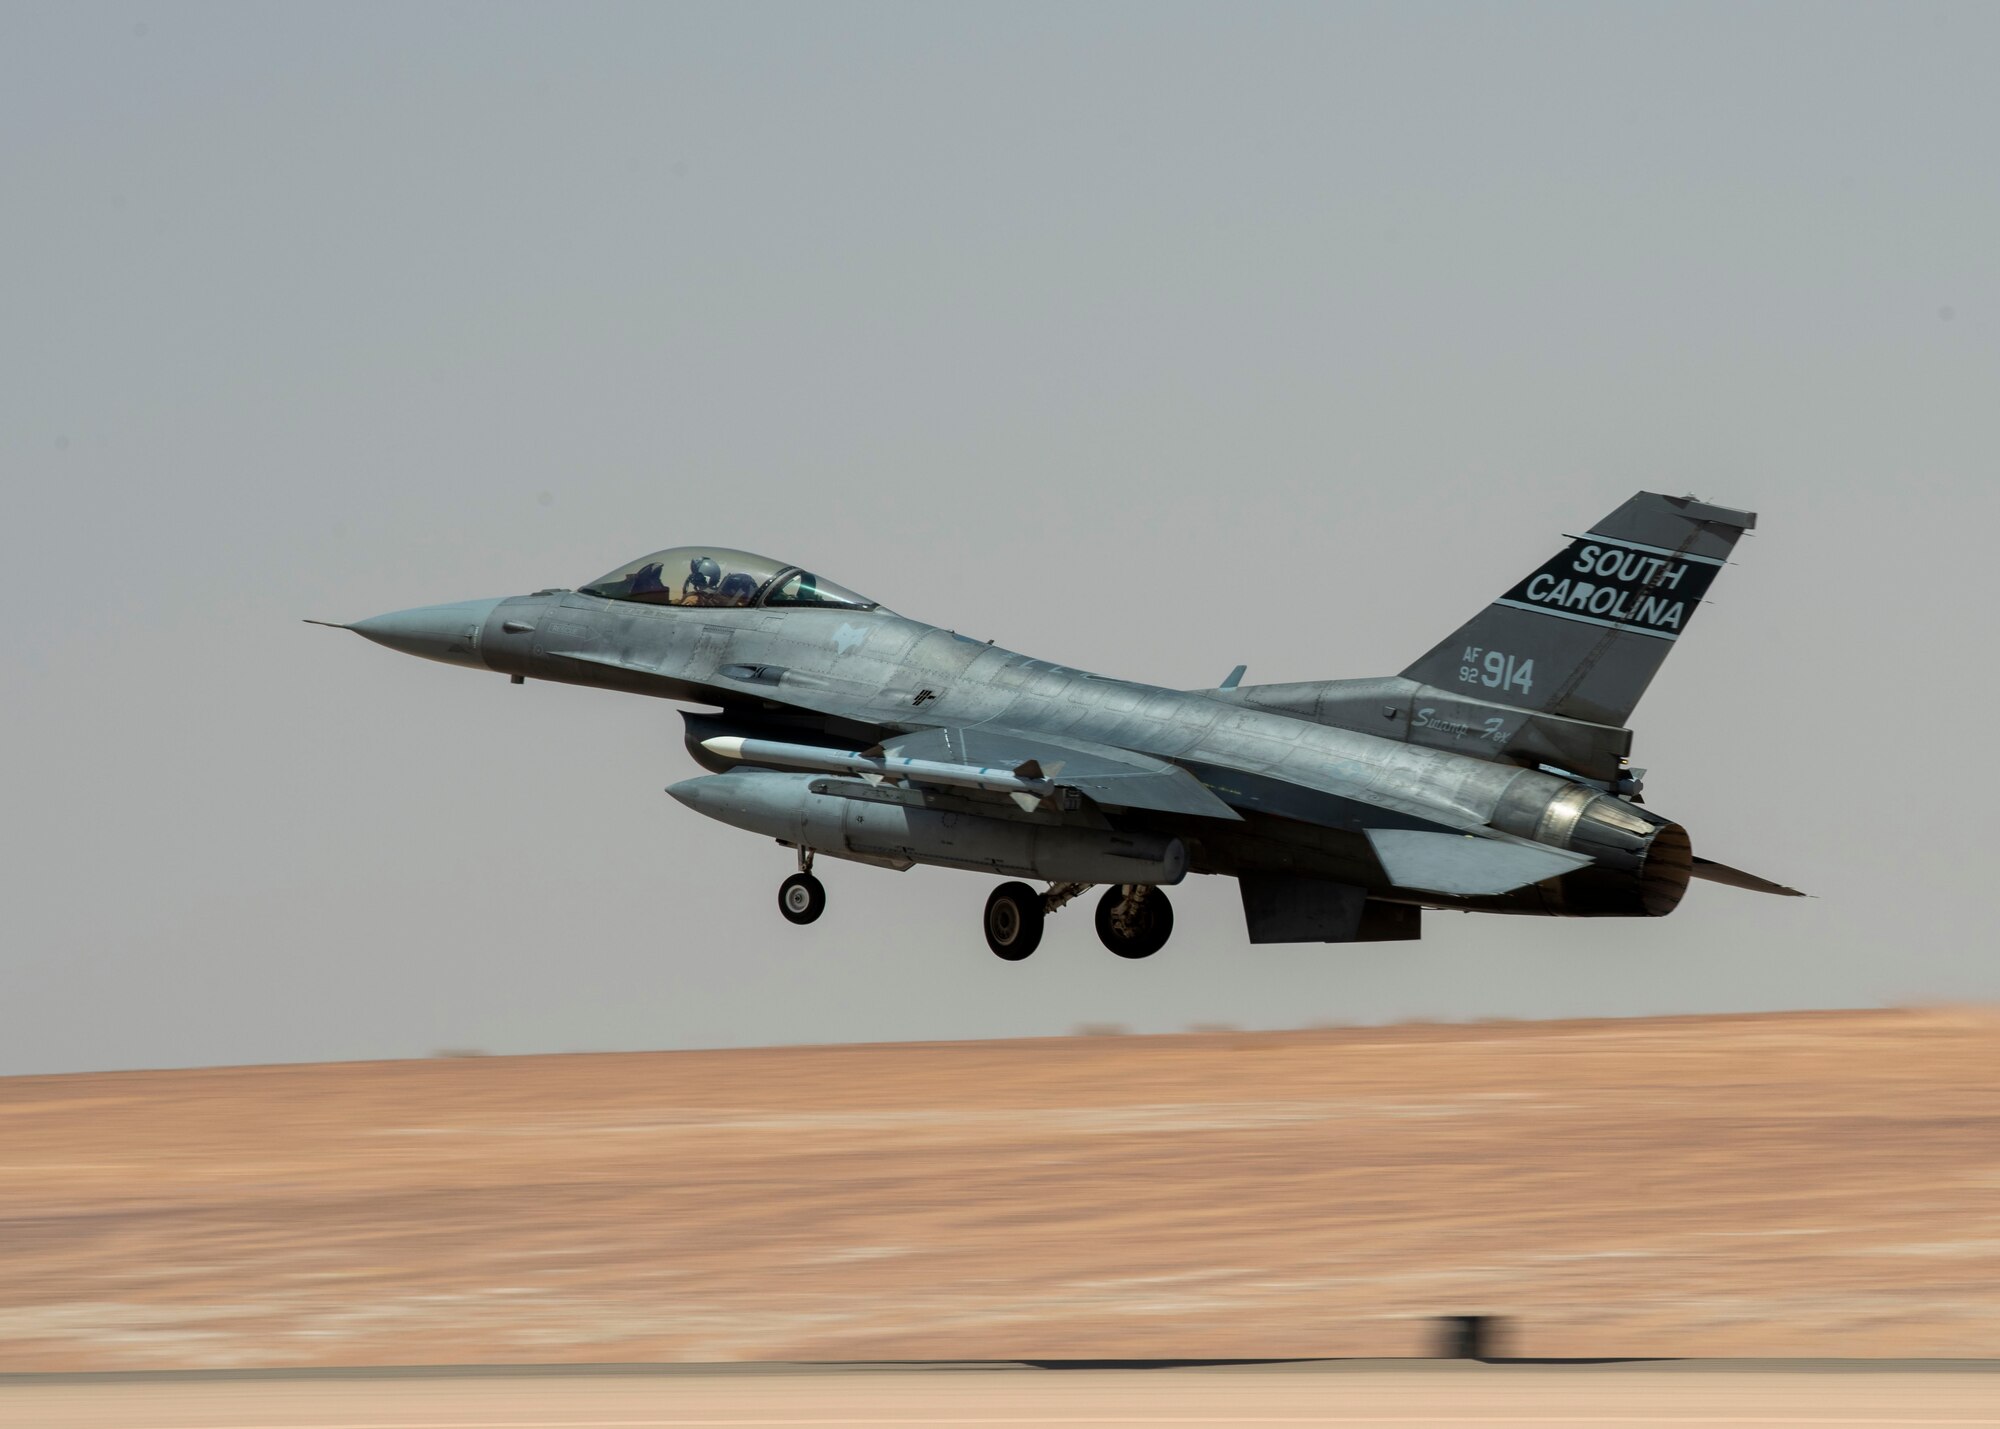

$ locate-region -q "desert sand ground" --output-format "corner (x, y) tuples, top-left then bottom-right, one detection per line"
(7, 1362), (2000, 1429)
(2, 1009), (1997, 1371)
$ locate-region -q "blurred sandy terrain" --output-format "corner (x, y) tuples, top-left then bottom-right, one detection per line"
(8, 1363), (2000, 1428)
(2, 1008), (1997, 1370)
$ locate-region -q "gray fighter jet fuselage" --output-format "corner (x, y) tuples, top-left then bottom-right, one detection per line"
(319, 492), (1800, 959)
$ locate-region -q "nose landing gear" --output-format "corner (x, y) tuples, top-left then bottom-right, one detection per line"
(777, 848), (826, 925)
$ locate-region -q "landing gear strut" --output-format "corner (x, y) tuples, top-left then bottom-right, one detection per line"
(983, 881), (1045, 960)
(1095, 884), (1173, 959)
(778, 848), (825, 926)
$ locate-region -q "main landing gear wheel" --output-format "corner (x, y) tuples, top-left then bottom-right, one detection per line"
(984, 881), (1046, 961)
(778, 872), (826, 925)
(1095, 884), (1174, 959)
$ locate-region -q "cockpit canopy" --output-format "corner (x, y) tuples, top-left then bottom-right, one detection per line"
(579, 547), (878, 611)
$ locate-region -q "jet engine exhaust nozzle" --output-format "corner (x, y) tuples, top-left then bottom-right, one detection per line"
(1491, 772), (1693, 918)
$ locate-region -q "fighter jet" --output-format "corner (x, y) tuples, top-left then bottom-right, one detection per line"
(315, 492), (1800, 959)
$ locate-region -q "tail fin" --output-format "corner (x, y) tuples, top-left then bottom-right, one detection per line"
(1400, 492), (1755, 728)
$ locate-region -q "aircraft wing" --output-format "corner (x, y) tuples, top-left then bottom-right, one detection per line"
(883, 728), (1577, 894)
(650, 652), (1606, 896)
(881, 725), (1244, 822)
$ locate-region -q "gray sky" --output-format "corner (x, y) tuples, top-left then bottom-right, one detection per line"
(4, 2), (1996, 1075)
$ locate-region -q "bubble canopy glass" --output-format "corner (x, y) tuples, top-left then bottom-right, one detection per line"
(579, 547), (878, 611)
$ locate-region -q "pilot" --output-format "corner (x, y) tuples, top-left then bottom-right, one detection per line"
(684, 555), (723, 605)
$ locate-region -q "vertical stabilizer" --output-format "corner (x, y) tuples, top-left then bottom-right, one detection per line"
(1399, 492), (1755, 727)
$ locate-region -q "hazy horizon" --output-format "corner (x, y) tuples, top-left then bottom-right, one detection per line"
(5, 1), (1996, 1075)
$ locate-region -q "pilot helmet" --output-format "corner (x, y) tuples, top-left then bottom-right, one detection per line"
(687, 555), (722, 590)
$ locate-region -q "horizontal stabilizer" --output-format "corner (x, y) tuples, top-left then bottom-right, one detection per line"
(1366, 829), (1592, 896)
(1691, 856), (1807, 897)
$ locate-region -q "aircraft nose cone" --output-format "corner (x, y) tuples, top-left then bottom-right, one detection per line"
(348, 598), (505, 669)
(667, 772), (781, 823)
(666, 776), (728, 814)
(666, 778), (705, 811)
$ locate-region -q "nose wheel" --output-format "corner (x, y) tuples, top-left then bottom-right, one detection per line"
(778, 872), (826, 924)
(778, 849), (826, 926)
(1095, 884), (1173, 959)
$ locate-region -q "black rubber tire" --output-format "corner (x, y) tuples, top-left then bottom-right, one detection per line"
(984, 881), (1045, 960)
(778, 872), (826, 925)
(1095, 884), (1174, 959)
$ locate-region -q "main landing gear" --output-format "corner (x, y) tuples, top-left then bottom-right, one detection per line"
(980, 880), (1175, 961)
(982, 882), (1045, 960)
(777, 849), (825, 926)
(1094, 884), (1174, 959)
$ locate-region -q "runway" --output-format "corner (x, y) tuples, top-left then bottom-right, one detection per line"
(5, 1362), (1998, 1429)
